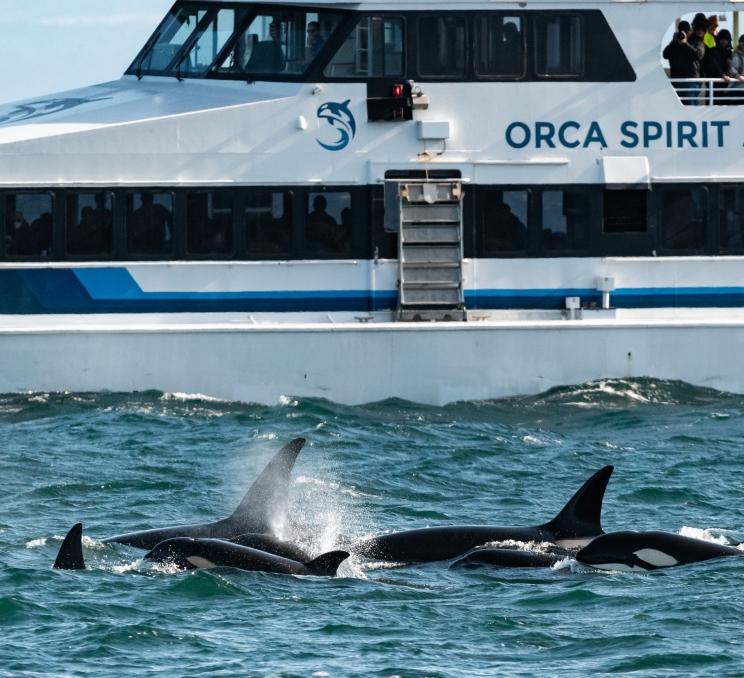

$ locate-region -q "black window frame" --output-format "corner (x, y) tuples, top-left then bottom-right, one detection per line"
(533, 12), (586, 80)
(322, 14), (407, 82)
(124, 189), (177, 260)
(3, 190), (56, 261)
(472, 12), (527, 81)
(655, 185), (712, 256)
(184, 188), (237, 258)
(477, 186), (532, 257)
(415, 14), (470, 80)
(64, 190), (116, 260)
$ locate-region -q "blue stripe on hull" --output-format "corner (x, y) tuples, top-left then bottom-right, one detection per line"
(2, 268), (744, 314)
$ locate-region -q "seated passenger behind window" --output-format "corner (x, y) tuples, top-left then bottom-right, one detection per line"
(487, 203), (528, 251)
(306, 195), (341, 253)
(6, 210), (33, 255)
(305, 21), (324, 62)
(130, 194), (170, 253)
(501, 22), (522, 75)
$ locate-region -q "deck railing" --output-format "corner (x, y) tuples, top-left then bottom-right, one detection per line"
(669, 78), (744, 106)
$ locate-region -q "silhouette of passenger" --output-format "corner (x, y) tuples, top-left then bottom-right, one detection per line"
(129, 193), (172, 254)
(306, 195), (339, 252)
(305, 21), (324, 61)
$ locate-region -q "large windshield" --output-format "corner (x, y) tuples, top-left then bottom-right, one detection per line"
(129, 2), (345, 79)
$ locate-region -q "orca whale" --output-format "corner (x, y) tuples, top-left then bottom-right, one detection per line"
(450, 545), (572, 570)
(576, 530), (741, 571)
(103, 437), (306, 550)
(144, 537), (348, 576)
(352, 465), (613, 563)
(229, 533), (311, 562)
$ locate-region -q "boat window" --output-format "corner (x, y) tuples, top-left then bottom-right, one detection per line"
(66, 192), (114, 256)
(135, 5), (209, 73)
(126, 192), (174, 255)
(324, 17), (404, 78)
(542, 189), (590, 251)
(603, 190), (648, 233)
(305, 191), (351, 256)
(481, 189), (529, 254)
(720, 187), (744, 252)
(177, 8), (236, 75)
(5, 193), (53, 257)
(474, 15), (525, 78)
(186, 191), (233, 255)
(660, 188), (707, 250)
(245, 189), (293, 256)
(418, 16), (467, 77)
(535, 15), (584, 77)
(215, 9), (342, 76)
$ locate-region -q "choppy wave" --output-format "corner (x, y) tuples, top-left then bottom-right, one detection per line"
(1, 380), (744, 675)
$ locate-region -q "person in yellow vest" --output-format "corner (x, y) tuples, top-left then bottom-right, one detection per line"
(705, 15), (719, 49)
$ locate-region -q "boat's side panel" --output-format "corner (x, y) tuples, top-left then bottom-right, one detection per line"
(0, 319), (741, 404)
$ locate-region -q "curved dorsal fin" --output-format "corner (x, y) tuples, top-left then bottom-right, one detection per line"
(541, 466), (614, 538)
(53, 523), (85, 570)
(304, 550), (349, 577)
(227, 437), (306, 534)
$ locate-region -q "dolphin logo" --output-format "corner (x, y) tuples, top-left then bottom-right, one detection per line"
(0, 96), (111, 126)
(316, 100), (356, 151)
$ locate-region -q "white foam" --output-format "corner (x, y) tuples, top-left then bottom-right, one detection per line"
(161, 392), (227, 403)
(277, 395), (298, 406)
(25, 537), (47, 548)
(679, 526), (731, 545)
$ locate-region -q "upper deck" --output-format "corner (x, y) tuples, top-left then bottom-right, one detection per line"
(0, 0), (741, 191)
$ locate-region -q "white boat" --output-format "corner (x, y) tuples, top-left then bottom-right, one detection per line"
(1, 0), (743, 405)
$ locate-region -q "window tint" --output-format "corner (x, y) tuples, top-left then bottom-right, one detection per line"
(216, 10), (342, 76)
(542, 189), (590, 250)
(305, 191), (351, 255)
(127, 192), (174, 255)
(138, 6), (208, 72)
(245, 190), (293, 256)
(535, 15), (583, 77)
(418, 17), (466, 77)
(660, 188), (707, 250)
(720, 187), (744, 251)
(5, 193), (53, 257)
(66, 192), (113, 256)
(603, 190), (647, 233)
(325, 17), (404, 78)
(482, 189), (529, 253)
(178, 8), (235, 74)
(475, 15), (524, 77)
(187, 191), (233, 255)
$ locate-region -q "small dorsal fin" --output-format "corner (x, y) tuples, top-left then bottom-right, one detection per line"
(53, 523), (86, 570)
(541, 466), (614, 538)
(228, 437), (305, 534)
(304, 550), (349, 577)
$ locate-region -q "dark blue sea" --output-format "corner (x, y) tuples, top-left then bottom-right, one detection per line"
(2, 379), (743, 677)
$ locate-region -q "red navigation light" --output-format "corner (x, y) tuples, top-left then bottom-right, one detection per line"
(392, 84), (404, 98)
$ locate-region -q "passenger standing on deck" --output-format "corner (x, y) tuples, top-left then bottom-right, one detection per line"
(663, 21), (701, 104)
(704, 15), (719, 50)
(687, 16), (709, 103)
(729, 35), (744, 104)
(703, 29), (734, 103)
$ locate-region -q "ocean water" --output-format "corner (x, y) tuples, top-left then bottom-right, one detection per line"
(2, 379), (743, 677)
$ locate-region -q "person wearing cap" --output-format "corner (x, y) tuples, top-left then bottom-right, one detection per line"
(663, 19), (703, 104)
(703, 29), (734, 103)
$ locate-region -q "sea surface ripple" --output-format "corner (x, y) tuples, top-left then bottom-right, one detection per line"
(1, 379), (743, 677)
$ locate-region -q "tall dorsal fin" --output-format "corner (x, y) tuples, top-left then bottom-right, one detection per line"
(541, 466), (614, 538)
(53, 523), (85, 570)
(304, 550), (349, 577)
(227, 437), (306, 534)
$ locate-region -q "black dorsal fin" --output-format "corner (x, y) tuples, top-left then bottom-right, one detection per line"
(541, 466), (614, 538)
(227, 437), (306, 534)
(53, 523), (86, 570)
(304, 550), (349, 577)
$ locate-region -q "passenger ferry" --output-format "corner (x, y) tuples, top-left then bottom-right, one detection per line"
(1, 0), (743, 405)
